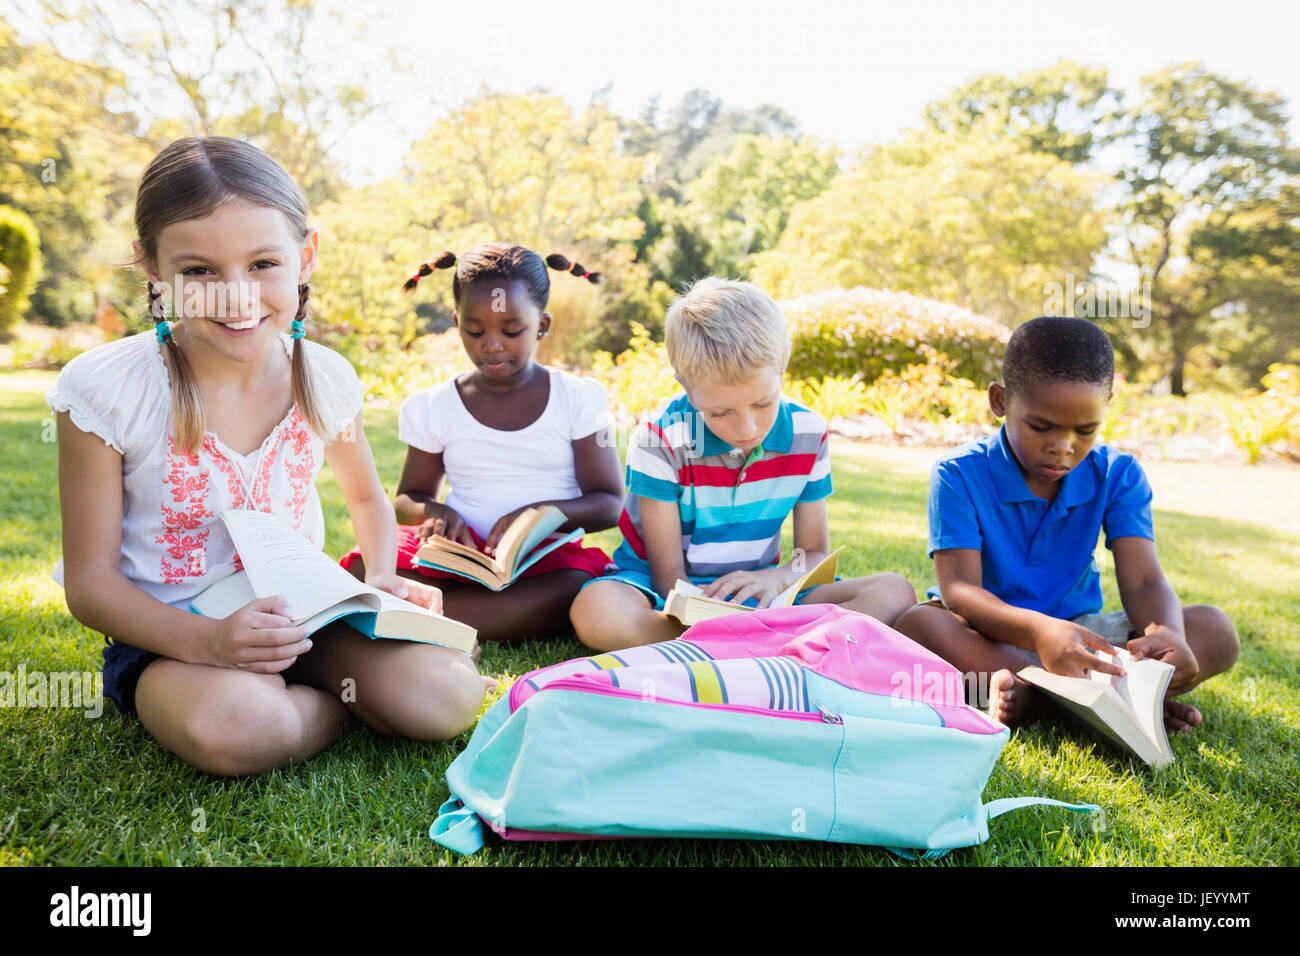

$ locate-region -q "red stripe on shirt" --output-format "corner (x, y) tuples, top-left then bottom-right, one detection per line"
(617, 509), (647, 560)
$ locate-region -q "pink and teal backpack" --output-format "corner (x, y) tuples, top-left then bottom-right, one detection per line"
(431, 604), (1097, 858)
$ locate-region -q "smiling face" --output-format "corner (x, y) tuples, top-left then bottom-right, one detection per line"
(687, 366), (784, 454)
(454, 279), (550, 385)
(990, 378), (1110, 497)
(141, 197), (316, 366)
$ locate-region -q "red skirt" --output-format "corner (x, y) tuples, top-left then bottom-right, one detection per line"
(339, 524), (613, 583)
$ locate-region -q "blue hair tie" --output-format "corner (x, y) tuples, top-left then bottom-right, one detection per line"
(155, 320), (173, 343)
(290, 319), (305, 340)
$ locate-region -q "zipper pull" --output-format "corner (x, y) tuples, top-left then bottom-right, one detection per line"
(814, 700), (842, 724)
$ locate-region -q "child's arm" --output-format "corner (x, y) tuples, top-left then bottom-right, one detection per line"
(56, 413), (310, 672)
(1111, 536), (1199, 692)
(935, 549), (1126, 678)
(324, 413), (441, 610)
(640, 496), (690, 600)
(702, 498), (832, 606)
(394, 446), (475, 546)
(482, 432), (624, 553)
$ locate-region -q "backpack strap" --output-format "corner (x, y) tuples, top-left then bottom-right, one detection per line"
(983, 796), (1099, 819)
(885, 797), (1101, 861)
(429, 797), (485, 856)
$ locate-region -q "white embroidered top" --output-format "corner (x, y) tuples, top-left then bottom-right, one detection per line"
(46, 331), (366, 608)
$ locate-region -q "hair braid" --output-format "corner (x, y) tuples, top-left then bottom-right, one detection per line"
(402, 251), (458, 293)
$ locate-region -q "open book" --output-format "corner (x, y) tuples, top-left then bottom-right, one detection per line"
(1018, 647), (1175, 766)
(190, 510), (476, 655)
(663, 548), (842, 627)
(412, 505), (582, 591)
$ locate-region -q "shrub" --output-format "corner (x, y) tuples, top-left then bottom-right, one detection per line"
(589, 323), (680, 422)
(0, 207), (43, 340)
(782, 287), (1009, 385)
(785, 376), (870, 422)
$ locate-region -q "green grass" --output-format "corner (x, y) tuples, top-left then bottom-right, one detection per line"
(2, 368), (1297, 866)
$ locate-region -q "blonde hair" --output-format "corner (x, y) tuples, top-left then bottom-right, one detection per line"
(136, 136), (326, 454)
(663, 277), (791, 389)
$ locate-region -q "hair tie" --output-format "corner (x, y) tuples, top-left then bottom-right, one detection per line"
(155, 320), (173, 343)
(290, 319), (305, 340)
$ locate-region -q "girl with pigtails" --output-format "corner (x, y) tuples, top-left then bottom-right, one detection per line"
(49, 136), (487, 777)
(340, 242), (624, 643)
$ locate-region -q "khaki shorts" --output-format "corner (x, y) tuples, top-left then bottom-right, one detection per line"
(916, 598), (1134, 662)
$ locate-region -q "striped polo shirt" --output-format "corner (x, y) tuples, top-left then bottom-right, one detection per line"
(611, 392), (833, 581)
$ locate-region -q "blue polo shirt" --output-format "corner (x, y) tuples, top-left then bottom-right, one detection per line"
(926, 426), (1155, 619)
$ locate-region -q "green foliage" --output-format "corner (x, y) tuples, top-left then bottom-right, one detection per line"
(589, 322), (680, 421)
(677, 134), (839, 280)
(1108, 63), (1300, 395)
(0, 16), (146, 328)
(785, 376), (870, 422)
(1224, 364), (1300, 464)
(0, 205), (41, 337)
(751, 130), (1112, 326)
(860, 358), (993, 435)
(782, 287), (1010, 386)
(923, 60), (1120, 165)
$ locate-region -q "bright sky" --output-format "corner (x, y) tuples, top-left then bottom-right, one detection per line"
(337, 0), (1300, 181)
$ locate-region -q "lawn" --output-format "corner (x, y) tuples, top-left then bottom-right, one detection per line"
(2, 368), (1297, 866)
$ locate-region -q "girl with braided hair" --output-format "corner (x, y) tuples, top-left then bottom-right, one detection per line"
(48, 137), (486, 776)
(340, 242), (624, 643)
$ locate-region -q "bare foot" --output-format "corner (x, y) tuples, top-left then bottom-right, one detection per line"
(1163, 699), (1202, 733)
(987, 669), (1042, 726)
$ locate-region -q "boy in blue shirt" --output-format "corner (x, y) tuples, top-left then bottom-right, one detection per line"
(895, 316), (1239, 731)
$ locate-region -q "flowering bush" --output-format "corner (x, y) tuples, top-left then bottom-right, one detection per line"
(860, 356), (994, 435)
(785, 376), (871, 422)
(589, 323), (680, 422)
(783, 287), (1010, 385)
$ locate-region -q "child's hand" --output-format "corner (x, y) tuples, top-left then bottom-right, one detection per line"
(208, 595), (312, 673)
(702, 568), (788, 608)
(484, 506), (531, 556)
(1127, 623), (1200, 694)
(366, 572), (444, 615)
(1035, 619), (1127, 679)
(417, 505), (474, 548)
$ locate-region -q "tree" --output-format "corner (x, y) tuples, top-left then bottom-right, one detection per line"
(36, 0), (391, 206)
(0, 15), (147, 327)
(751, 130), (1111, 326)
(681, 134), (838, 279)
(924, 60), (1121, 165)
(1109, 63), (1300, 394)
(316, 92), (649, 372)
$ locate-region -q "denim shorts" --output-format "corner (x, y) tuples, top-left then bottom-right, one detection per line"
(101, 637), (161, 718)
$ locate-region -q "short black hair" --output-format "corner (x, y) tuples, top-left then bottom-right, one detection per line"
(1002, 316), (1115, 397)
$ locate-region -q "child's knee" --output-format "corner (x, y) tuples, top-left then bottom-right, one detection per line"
(570, 582), (618, 645)
(383, 651), (485, 741)
(183, 680), (306, 777)
(1186, 604), (1240, 678)
(876, 572), (918, 612)
(893, 603), (952, 649)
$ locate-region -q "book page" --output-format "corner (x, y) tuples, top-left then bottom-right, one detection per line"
(499, 506), (567, 575)
(221, 510), (374, 623)
(772, 547), (842, 607)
